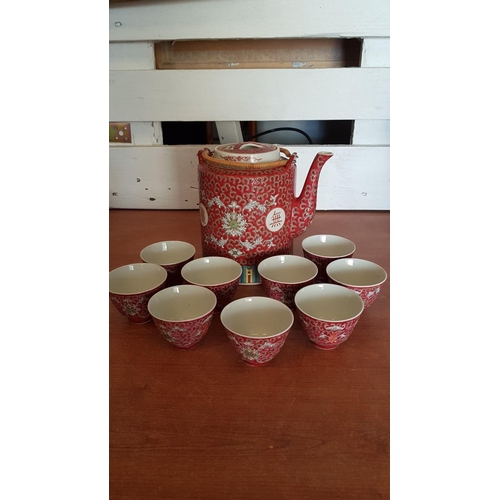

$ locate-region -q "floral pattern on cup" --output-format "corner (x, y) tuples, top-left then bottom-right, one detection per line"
(221, 296), (294, 366)
(297, 312), (360, 350)
(140, 241), (196, 287)
(258, 255), (317, 309)
(181, 256), (242, 311)
(208, 280), (239, 311)
(301, 234), (356, 283)
(152, 312), (214, 349)
(302, 250), (354, 283)
(344, 285), (381, 308)
(326, 258), (387, 309)
(109, 284), (164, 324)
(162, 258), (194, 286)
(260, 277), (314, 309)
(295, 283), (364, 351)
(225, 330), (289, 366)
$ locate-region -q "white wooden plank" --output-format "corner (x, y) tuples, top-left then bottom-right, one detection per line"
(352, 120), (390, 145)
(360, 38), (390, 68)
(353, 38), (390, 145)
(109, 42), (155, 70)
(109, 145), (389, 210)
(109, 42), (162, 146)
(109, 68), (389, 122)
(215, 122), (243, 144)
(110, 0), (390, 42)
(296, 146), (390, 209)
(109, 146), (200, 209)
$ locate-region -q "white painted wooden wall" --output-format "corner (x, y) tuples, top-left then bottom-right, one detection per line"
(109, 0), (390, 210)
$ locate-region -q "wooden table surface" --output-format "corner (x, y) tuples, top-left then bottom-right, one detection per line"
(109, 209), (390, 500)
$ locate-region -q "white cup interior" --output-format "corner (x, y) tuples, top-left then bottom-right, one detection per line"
(295, 283), (364, 321)
(148, 285), (216, 321)
(140, 241), (196, 266)
(327, 258), (387, 287)
(109, 263), (167, 294)
(302, 234), (356, 258)
(257, 255), (317, 284)
(181, 257), (242, 285)
(220, 297), (294, 338)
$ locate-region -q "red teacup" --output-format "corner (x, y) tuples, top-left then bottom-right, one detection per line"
(109, 263), (168, 323)
(140, 240), (196, 287)
(301, 234), (356, 282)
(148, 285), (217, 349)
(181, 256), (242, 311)
(257, 255), (317, 309)
(326, 258), (387, 308)
(220, 297), (294, 366)
(294, 283), (364, 350)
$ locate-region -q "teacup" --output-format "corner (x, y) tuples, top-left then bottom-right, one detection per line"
(181, 256), (242, 310)
(147, 285), (217, 349)
(220, 297), (294, 366)
(140, 241), (196, 286)
(326, 258), (387, 308)
(301, 234), (356, 282)
(109, 263), (168, 323)
(257, 255), (317, 309)
(294, 283), (364, 350)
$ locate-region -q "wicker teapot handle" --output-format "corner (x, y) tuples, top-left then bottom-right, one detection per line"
(280, 147), (292, 158)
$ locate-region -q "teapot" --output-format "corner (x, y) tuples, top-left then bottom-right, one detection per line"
(197, 142), (333, 284)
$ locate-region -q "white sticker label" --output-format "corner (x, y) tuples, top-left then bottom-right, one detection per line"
(265, 207), (286, 232)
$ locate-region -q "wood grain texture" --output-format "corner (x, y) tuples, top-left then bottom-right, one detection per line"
(154, 38), (362, 70)
(109, 209), (390, 500)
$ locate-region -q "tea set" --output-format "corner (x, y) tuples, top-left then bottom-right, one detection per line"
(109, 142), (388, 366)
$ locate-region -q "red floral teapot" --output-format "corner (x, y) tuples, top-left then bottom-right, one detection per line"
(197, 142), (333, 284)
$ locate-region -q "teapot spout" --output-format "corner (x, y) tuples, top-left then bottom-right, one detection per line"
(290, 151), (334, 239)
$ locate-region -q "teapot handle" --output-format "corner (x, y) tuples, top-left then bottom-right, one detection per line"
(280, 148), (292, 158)
(198, 147), (213, 163)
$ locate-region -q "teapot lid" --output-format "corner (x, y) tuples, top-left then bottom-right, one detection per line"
(214, 142), (281, 164)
